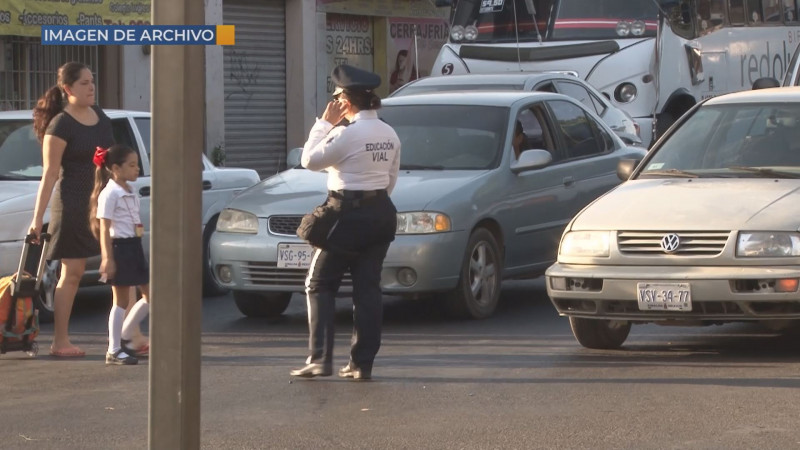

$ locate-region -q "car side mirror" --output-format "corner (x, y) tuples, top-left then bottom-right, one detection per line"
(752, 77), (781, 90)
(617, 159), (640, 181)
(511, 149), (553, 173)
(287, 147), (303, 168)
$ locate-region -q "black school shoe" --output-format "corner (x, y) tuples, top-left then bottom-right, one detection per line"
(106, 349), (138, 365)
(121, 339), (148, 358)
(338, 363), (372, 380)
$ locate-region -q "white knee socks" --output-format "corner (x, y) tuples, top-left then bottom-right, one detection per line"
(122, 298), (150, 341)
(108, 305), (126, 354)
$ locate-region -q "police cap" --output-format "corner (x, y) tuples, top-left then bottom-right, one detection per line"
(331, 64), (381, 96)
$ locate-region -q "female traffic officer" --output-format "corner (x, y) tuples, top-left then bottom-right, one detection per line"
(290, 65), (401, 381)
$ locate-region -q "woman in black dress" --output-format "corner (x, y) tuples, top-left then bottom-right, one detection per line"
(30, 62), (114, 357)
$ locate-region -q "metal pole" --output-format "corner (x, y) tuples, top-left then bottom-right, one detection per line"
(149, 0), (204, 448)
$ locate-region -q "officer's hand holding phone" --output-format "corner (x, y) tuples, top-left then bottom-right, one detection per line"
(322, 97), (348, 127)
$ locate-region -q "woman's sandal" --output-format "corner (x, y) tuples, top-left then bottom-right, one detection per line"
(49, 347), (86, 358)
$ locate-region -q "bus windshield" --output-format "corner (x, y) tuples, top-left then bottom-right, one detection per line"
(552, 0), (659, 40)
(450, 0), (658, 43)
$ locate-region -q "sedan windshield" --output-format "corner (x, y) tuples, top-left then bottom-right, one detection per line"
(0, 121), (42, 180)
(379, 105), (507, 170)
(640, 104), (800, 179)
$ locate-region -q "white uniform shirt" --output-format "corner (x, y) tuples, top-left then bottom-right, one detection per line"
(96, 179), (142, 238)
(302, 110), (402, 194)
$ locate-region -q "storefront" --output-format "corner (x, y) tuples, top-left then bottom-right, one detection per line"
(315, 0), (450, 106)
(221, 0), (449, 177)
(0, 1), (149, 111)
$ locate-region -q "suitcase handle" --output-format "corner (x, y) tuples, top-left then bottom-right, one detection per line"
(15, 233), (52, 287)
(34, 233), (52, 291)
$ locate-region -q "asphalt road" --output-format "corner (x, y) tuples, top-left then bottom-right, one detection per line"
(2, 279), (800, 449)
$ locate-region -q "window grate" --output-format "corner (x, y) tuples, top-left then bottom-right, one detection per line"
(0, 36), (99, 111)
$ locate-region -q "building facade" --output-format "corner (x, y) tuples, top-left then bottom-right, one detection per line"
(0, 0), (449, 177)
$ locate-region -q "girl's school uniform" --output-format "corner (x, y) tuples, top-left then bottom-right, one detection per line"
(96, 180), (148, 286)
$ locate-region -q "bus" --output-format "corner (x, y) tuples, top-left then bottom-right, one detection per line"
(431, 0), (800, 146)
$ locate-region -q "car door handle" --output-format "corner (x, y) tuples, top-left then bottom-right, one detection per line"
(139, 186), (151, 197)
(563, 176), (575, 186)
(203, 180), (212, 190)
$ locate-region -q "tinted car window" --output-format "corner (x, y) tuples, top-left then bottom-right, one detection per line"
(111, 118), (144, 175)
(534, 82), (557, 93)
(548, 100), (602, 159)
(135, 117), (151, 159)
(555, 81), (605, 115)
(0, 121), (41, 179)
(589, 117), (616, 152)
(380, 105), (507, 169)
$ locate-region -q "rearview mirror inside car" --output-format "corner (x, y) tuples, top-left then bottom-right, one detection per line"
(617, 159), (640, 181)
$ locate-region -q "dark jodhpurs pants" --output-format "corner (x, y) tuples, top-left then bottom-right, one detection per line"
(304, 242), (390, 369)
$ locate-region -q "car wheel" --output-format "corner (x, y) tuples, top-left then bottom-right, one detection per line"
(444, 228), (502, 319)
(24, 253), (59, 324)
(202, 216), (229, 297)
(568, 317), (631, 349)
(233, 291), (292, 318)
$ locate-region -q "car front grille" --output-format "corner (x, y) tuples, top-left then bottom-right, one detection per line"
(617, 231), (730, 256)
(268, 215), (303, 236)
(241, 261), (352, 287)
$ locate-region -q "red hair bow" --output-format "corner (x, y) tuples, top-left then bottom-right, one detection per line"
(93, 147), (108, 167)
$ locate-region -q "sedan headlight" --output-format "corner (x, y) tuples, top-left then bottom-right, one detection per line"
(216, 208), (259, 234)
(396, 212), (451, 234)
(560, 231), (611, 257)
(737, 232), (800, 257)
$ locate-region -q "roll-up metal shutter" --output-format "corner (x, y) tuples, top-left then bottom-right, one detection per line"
(223, 0), (286, 177)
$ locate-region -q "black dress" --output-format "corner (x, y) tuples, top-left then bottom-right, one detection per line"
(45, 105), (114, 260)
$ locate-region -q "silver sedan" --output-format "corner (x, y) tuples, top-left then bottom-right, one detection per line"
(210, 91), (645, 319)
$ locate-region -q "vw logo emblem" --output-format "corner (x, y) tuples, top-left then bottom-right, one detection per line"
(660, 233), (680, 253)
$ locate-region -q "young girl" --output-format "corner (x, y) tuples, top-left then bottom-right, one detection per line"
(89, 145), (150, 365)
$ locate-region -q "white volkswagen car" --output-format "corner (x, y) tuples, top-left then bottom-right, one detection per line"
(546, 87), (800, 349)
(0, 110), (260, 321)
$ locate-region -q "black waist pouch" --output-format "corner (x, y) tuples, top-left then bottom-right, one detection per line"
(296, 201), (342, 248)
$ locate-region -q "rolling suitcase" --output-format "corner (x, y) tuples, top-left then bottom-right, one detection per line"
(0, 233), (51, 357)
